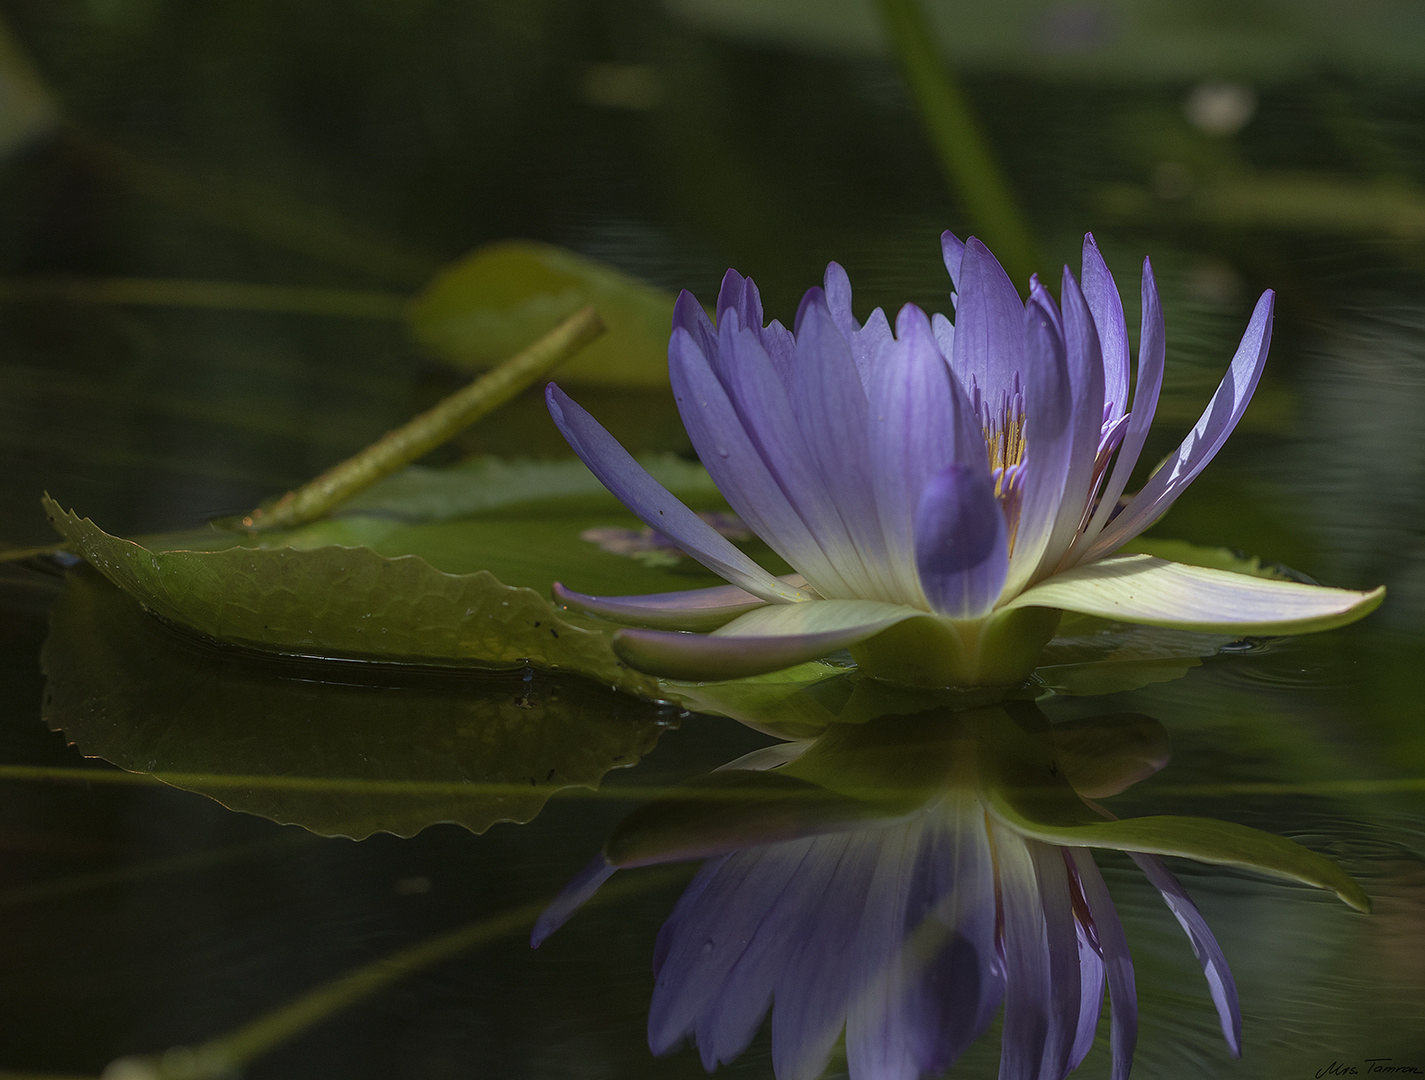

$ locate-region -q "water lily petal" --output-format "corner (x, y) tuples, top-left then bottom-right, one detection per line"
(1073, 258), (1166, 562)
(552, 578), (791, 631)
(530, 854), (618, 947)
(614, 599), (926, 681)
(912, 792), (1003, 1071)
(951, 238), (1025, 408)
(940, 229), (966, 295)
(1005, 282), (1075, 595)
(1129, 852), (1241, 1056)
(1069, 849), (1138, 1080)
(994, 830), (1056, 1080)
(1080, 234), (1129, 428)
(788, 292), (894, 600)
(1036, 268), (1107, 581)
(716, 267), (763, 337)
(823, 261), (859, 340)
(773, 830), (884, 1080)
(930, 310), (955, 361)
(914, 463), (1009, 618)
(1086, 289), (1276, 559)
(648, 844), (812, 1062)
(870, 304), (982, 608)
(546, 383), (807, 604)
(672, 287), (718, 361)
(845, 819), (930, 1080)
(1028, 839), (1085, 1080)
(1005, 553), (1385, 635)
(670, 321), (853, 595)
(1067, 917), (1106, 1073)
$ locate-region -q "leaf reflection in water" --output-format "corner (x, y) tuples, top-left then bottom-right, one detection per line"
(534, 705), (1367, 1080)
(41, 566), (677, 839)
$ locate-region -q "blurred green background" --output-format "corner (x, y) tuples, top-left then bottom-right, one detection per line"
(0, 1), (1422, 1077)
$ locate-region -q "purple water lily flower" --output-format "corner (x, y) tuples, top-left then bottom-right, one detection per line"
(546, 233), (1383, 687)
(529, 711), (1266, 1080)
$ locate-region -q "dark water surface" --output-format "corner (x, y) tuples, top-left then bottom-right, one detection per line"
(0, 2), (1422, 1078)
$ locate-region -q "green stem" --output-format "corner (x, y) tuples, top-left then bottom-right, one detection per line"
(0, 277), (408, 319)
(239, 304), (605, 531)
(874, 0), (1039, 285)
(98, 867), (684, 1080)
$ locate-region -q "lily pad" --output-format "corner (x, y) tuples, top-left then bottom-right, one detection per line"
(41, 567), (676, 839)
(407, 240), (678, 388)
(42, 455), (748, 694)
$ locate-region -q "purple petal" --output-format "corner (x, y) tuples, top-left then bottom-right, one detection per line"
(1130, 852), (1241, 1056)
(669, 321), (852, 596)
(716, 268), (763, 338)
(913, 463), (1010, 618)
(950, 238), (1026, 409)
(786, 293), (894, 600)
(867, 303), (982, 607)
(546, 383), (806, 603)
(1072, 257), (1166, 562)
(1069, 849), (1138, 1080)
(903, 792), (1003, 1072)
(530, 854), (618, 947)
(844, 821), (930, 1080)
(931, 311), (955, 361)
(649, 843), (818, 1061)
(1080, 234), (1129, 429)
(772, 830), (884, 1080)
(994, 831), (1055, 1080)
(673, 288), (718, 362)
(823, 261), (859, 340)
(1085, 290), (1275, 560)
(1003, 283), (1075, 595)
(940, 230), (966, 294)
(1035, 268), (1107, 580)
(1067, 916), (1106, 1072)
(854, 306), (896, 388)
(1027, 839), (1085, 1080)
(552, 579), (779, 631)
(613, 599), (923, 681)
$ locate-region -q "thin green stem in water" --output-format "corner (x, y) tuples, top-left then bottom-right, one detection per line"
(239, 304), (605, 531)
(874, 0), (1039, 284)
(0, 277), (409, 319)
(97, 867), (685, 1080)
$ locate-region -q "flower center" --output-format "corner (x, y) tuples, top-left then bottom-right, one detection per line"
(975, 376), (1027, 553)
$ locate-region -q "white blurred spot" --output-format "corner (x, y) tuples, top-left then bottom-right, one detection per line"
(1184, 81), (1258, 137)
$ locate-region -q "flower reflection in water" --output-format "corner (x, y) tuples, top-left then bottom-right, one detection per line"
(534, 708), (1365, 1080)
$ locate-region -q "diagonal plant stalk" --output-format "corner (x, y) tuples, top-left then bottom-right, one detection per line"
(96, 867), (686, 1080)
(874, 0), (1039, 284)
(238, 304), (605, 532)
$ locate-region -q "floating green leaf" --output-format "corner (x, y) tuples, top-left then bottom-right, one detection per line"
(42, 455), (744, 692)
(407, 240), (677, 388)
(42, 567), (676, 839)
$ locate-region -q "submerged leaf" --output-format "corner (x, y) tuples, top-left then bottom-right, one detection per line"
(407, 240), (677, 388)
(42, 567), (675, 839)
